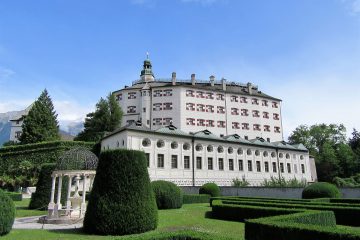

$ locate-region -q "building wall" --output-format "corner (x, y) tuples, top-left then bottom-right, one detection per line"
(115, 84), (283, 142)
(101, 130), (312, 186)
(9, 120), (23, 142)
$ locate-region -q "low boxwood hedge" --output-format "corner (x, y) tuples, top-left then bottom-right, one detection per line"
(5, 192), (22, 201)
(183, 194), (210, 204)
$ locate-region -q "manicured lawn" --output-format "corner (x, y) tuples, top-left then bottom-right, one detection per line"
(7, 203), (244, 239)
(14, 198), (47, 218)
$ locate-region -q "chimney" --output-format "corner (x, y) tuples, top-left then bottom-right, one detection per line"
(221, 78), (226, 91)
(209, 75), (215, 86)
(191, 73), (196, 85)
(172, 72), (176, 85)
(247, 82), (252, 95)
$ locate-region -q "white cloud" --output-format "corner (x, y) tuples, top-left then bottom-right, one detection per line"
(0, 100), (33, 113)
(0, 67), (15, 82)
(53, 100), (92, 122)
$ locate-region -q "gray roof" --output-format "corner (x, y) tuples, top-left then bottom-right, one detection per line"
(102, 123), (307, 152)
(114, 79), (281, 101)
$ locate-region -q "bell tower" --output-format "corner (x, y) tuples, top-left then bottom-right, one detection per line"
(140, 53), (155, 82)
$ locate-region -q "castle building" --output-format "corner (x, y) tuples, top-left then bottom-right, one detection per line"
(101, 57), (317, 186)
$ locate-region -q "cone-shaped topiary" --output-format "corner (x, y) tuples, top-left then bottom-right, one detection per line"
(0, 189), (15, 235)
(302, 182), (341, 199)
(83, 149), (158, 235)
(199, 183), (221, 197)
(151, 180), (183, 209)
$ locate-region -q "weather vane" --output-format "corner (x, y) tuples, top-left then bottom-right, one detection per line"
(146, 51), (149, 59)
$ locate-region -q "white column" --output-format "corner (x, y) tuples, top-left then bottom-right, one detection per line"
(54, 175), (63, 218)
(66, 175), (72, 212)
(47, 175), (57, 217)
(81, 174), (87, 216)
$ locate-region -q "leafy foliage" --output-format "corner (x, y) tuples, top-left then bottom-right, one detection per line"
(260, 176), (307, 187)
(183, 194), (210, 204)
(83, 149), (157, 235)
(333, 173), (360, 187)
(199, 183), (221, 197)
(4, 192), (22, 201)
(151, 180), (183, 209)
(302, 182), (341, 199)
(232, 176), (250, 187)
(0, 189), (15, 235)
(75, 93), (123, 142)
(19, 89), (60, 144)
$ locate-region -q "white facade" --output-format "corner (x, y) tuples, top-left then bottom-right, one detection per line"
(101, 125), (315, 186)
(114, 59), (284, 142)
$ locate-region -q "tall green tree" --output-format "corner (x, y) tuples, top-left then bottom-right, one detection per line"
(75, 93), (123, 142)
(19, 89), (60, 144)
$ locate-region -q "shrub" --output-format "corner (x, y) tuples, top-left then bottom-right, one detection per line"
(29, 163), (56, 210)
(83, 149), (157, 235)
(5, 192), (22, 201)
(232, 177), (250, 187)
(199, 183), (220, 197)
(302, 182), (341, 199)
(0, 189), (15, 235)
(183, 194), (210, 204)
(261, 176), (307, 187)
(151, 180), (183, 209)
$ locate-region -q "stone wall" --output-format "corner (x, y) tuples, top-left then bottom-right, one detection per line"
(181, 186), (360, 199)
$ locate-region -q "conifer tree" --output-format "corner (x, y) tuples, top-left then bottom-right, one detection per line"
(75, 93), (123, 142)
(19, 89), (60, 144)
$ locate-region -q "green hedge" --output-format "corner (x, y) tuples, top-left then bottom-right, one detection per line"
(199, 183), (220, 197)
(5, 192), (22, 201)
(183, 194), (210, 204)
(302, 182), (341, 199)
(0, 190), (15, 235)
(219, 199), (360, 226)
(151, 180), (183, 209)
(115, 230), (231, 240)
(330, 198), (360, 204)
(83, 149), (158, 235)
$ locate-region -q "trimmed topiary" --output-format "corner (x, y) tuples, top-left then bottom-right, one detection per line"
(83, 149), (158, 235)
(302, 182), (341, 199)
(199, 183), (221, 197)
(151, 180), (183, 209)
(0, 189), (15, 235)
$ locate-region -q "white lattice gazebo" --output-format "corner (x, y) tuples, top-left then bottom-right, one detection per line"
(41, 147), (98, 224)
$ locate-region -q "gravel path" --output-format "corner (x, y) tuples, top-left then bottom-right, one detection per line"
(13, 216), (83, 230)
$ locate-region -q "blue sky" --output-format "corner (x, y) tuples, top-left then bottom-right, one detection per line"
(0, 0), (359, 138)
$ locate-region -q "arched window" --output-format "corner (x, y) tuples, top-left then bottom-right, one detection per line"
(142, 138), (151, 147)
(228, 147), (234, 154)
(237, 148), (243, 155)
(196, 144), (203, 151)
(263, 151), (268, 157)
(271, 152), (276, 158)
(218, 146), (224, 153)
(300, 155), (304, 160)
(286, 153), (290, 159)
(207, 145), (213, 152)
(255, 150), (260, 156)
(279, 153), (284, 158)
(157, 140), (165, 148)
(247, 149), (252, 155)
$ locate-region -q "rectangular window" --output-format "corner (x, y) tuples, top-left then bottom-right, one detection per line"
(240, 97), (248, 103)
(205, 120), (214, 127)
(272, 162), (277, 173)
(262, 100), (268, 106)
(153, 118), (162, 126)
(218, 158), (224, 170)
(256, 161), (261, 172)
(163, 89), (173, 96)
(145, 153), (150, 167)
(272, 102), (279, 108)
(252, 98), (259, 105)
(242, 123), (249, 130)
(128, 92), (137, 99)
(301, 164), (305, 173)
(206, 92), (214, 99)
(231, 108), (239, 115)
(273, 113), (280, 120)
(126, 120), (135, 125)
(153, 103), (162, 111)
(171, 155), (178, 169)
(248, 160), (253, 171)
(216, 93), (224, 100)
(163, 118), (172, 125)
(196, 91), (205, 98)
(153, 90), (162, 97)
(217, 106), (225, 114)
(116, 94), (122, 101)
(163, 102), (173, 110)
(264, 162), (269, 172)
(186, 103), (195, 111)
(157, 154), (164, 168)
(294, 164), (298, 174)
(208, 157), (213, 170)
(217, 121), (226, 128)
(230, 95), (238, 102)
(238, 160), (243, 171)
(186, 118), (195, 125)
(229, 159), (234, 171)
(264, 125), (270, 132)
(206, 105), (214, 113)
(184, 156), (190, 169)
(241, 109), (249, 116)
(143, 107), (146, 113)
(263, 112), (269, 119)
(196, 157), (202, 169)
(197, 104), (205, 112)
(252, 110), (260, 117)
(186, 90), (195, 97)
(232, 122), (240, 129)
(127, 106), (136, 113)
(280, 163), (284, 173)
(253, 124), (261, 131)
(197, 119), (206, 127)
(287, 163), (291, 173)
(274, 126), (281, 133)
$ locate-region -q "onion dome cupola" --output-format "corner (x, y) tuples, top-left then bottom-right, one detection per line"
(140, 53), (155, 82)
